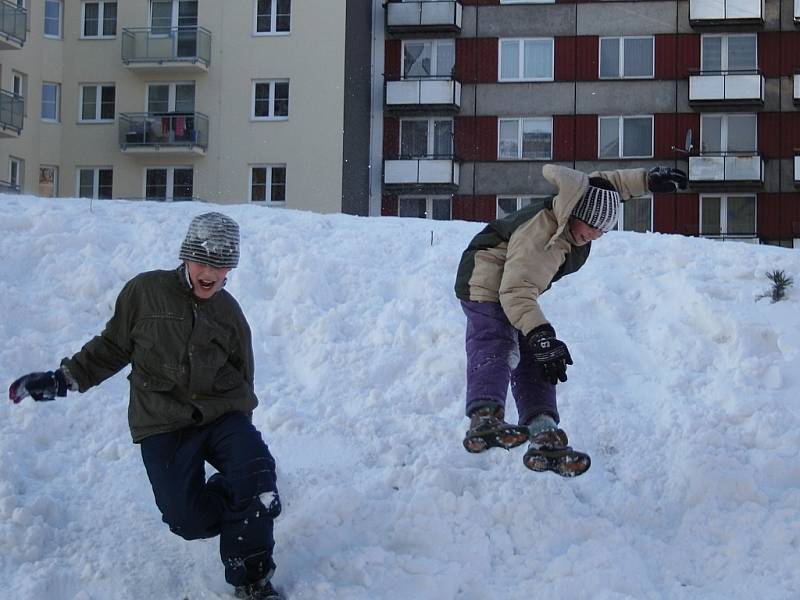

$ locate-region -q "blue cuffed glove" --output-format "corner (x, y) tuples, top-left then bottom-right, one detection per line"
(8, 369), (69, 403)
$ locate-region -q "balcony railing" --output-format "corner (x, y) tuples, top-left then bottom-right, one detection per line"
(689, 152), (764, 183)
(386, 1), (462, 33)
(121, 27), (211, 70)
(795, 155), (800, 185)
(384, 155), (460, 191)
(795, 73), (800, 104)
(119, 112), (209, 154)
(689, 0), (764, 24)
(0, 0), (26, 49)
(689, 70), (764, 104)
(385, 77), (462, 113)
(796, 0), (799, 23)
(0, 179), (19, 194)
(0, 89), (24, 137)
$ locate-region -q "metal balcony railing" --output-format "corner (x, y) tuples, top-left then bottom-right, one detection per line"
(0, 89), (24, 136)
(689, 0), (764, 23)
(385, 1), (462, 33)
(701, 233), (759, 243)
(689, 152), (764, 183)
(689, 70), (764, 104)
(384, 155), (460, 189)
(0, 0), (26, 48)
(119, 112), (209, 152)
(0, 179), (19, 194)
(121, 27), (211, 68)
(385, 77), (462, 112)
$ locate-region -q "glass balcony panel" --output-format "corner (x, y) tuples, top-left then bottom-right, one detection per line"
(795, 74), (800, 102)
(384, 158), (458, 186)
(689, 154), (763, 182)
(119, 112), (209, 154)
(690, 0), (762, 21)
(0, 0), (27, 48)
(795, 0), (799, 21)
(121, 27), (211, 70)
(386, 79), (461, 109)
(689, 73), (763, 102)
(795, 156), (800, 183)
(0, 89), (24, 136)
(386, 1), (461, 31)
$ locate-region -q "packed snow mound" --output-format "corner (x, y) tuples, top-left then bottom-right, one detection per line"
(1, 195), (799, 600)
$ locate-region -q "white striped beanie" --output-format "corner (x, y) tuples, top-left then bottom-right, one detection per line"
(571, 178), (620, 233)
(179, 212), (240, 268)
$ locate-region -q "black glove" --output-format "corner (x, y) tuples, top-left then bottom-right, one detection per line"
(526, 324), (573, 385)
(8, 369), (69, 403)
(648, 166), (688, 193)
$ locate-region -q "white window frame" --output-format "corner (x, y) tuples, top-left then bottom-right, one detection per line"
(701, 34), (758, 72)
(38, 165), (58, 197)
(496, 196), (544, 218)
(497, 117), (553, 160)
(43, 0), (63, 39)
(150, 0), (197, 32)
(79, 84), (116, 123)
(253, 0), (291, 36)
(498, 38), (554, 82)
(77, 167), (114, 198)
(249, 164), (287, 203)
(399, 117), (454, 158)
(700, 113), (758, 153)
(397, 195), (452, 221)
(402, 39), (456, 79)
(614, 195), (653, 232)
(251, 80), (290, 121)
(144, 166), (194, 201)
(81, 1), (117, 39)
(599, 36), (655, 79)
(41, 82), (60, 122)
(700, 194), (757, 237)
(146, 81), (195, 113)
(9, 156), (24, 190)
(12, 71), (26, 116)
(598, 115), (654, 159)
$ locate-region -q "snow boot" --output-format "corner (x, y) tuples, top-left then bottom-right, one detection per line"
(463, 406), (529, 453)
(234, 579), (283, 600)
(522, 428), (591, 477)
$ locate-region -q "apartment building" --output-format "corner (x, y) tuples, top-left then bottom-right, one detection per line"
(375, 0), (800, 247)
(0, 0), (372, 213)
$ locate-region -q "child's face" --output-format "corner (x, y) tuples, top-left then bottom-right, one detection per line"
(569, 217), (604, 246)
(184, 260), (232, 300)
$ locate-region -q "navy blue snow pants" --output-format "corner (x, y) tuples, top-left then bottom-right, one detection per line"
(140, 411), (281, 587)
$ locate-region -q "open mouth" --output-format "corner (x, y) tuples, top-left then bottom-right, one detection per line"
(197, 278), (216, 291)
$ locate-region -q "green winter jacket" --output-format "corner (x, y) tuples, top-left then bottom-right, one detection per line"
(61, 267), (258, 443)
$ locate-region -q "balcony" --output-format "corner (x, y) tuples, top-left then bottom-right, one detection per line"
(119, 112), (209, 155)
(384, 156), (460, 193)
(0, 89), (23, 138)
(121, 27), (211, 72)
(795, 73), (800, 105)
(0, 179), (19, 194)
(689, 71), (764, 105)
(689, 0), (764, 25)
(795, 155), (800, 186)
(385, 77), (462, 113)
(689, 153), (764, 184)
(796, 0), (799, 23)
(0, 0), (26, 49)
(385, 1), (462, 34)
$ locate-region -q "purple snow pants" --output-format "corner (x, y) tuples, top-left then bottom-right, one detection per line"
(461, 300), (558, 425)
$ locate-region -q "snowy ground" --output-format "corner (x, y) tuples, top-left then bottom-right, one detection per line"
(1, 194), (799, 600)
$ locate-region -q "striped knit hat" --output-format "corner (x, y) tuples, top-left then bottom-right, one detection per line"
(571, 178), (620, 233)
(179, 212), (240, 268)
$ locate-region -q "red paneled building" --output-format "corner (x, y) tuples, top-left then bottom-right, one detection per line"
(376, 0), (800, 248)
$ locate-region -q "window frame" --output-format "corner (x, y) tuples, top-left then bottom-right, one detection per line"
(77, 167), (114, 199)
(144, 166), (194, 201)
(79, 84), (116, 123)
(249, 164), (287, 204)
(81, 1), (117, 39)
(401, 38), (456, 79)
(9, 156), (25, 191)
(700, 33), (758, 73)
(38, 165), (58, 197)
(699, 193), (757, 237)
(146, 81), (196, 113)
(397, 195), (453, 221)
(496, 196), (545, 219)
(398, 117), (454, 159)
(498, 37), (554, 82)
(251, 79), (290, 121)
(599, 36), (655, 80)
(253, 0), (291, 36)
(699, 113), (758, 154)
(614, 194), (653, 232)
(497, 117), (553, 161)
(41, 82), (61, 122)
(12, 71), (27, 116)
(598, 115), (654, 159)
(43, 0), (63, 39)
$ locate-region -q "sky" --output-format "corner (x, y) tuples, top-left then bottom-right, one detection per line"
(1, 194), (799, 600)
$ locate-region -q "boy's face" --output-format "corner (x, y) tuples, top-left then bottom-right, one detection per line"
(569, 217), (604, 246)
(184, 260), (232, 300)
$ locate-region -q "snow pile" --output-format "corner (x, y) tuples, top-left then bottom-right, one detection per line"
(1, 195), (799, 600)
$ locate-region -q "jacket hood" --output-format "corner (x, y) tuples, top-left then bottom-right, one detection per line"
(542, 163), (590, 248)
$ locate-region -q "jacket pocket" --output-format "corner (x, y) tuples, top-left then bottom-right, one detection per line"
(130, 371), (175, 392)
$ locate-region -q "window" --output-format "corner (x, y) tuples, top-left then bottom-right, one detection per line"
(44, 0), (62, 38)
(250, 165), (286, 203)
(615, 196), (652, 233)
(403, 39), (455, 78)
(145, 167), (193, 201)
(700, 114), (757, 153)
(82, 2), (117, 38)
(80, 85), (115, 122)
(497, 196), (538, 218)
(400, 118), (453, 158)
(499, 38), (554, 81)
(599, 37), (654, 79)
(598, 116), (653, 158)
(38, 166), (58, 197)
(9, 157), (24, 191)
(41, 82), (60, 122)
(151, 0), (197, 33)
(702, 34), (757, 72)
(78, 168), (113, 199)
(252, 80), (289, 119)
(498, 118), (552, 160)
(254, 0), (290, 34)
(12, 71), (27, 116)
(147, 83), (195, 113)
(398, 196), (452, 220)
(701, 195), (756, 237)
